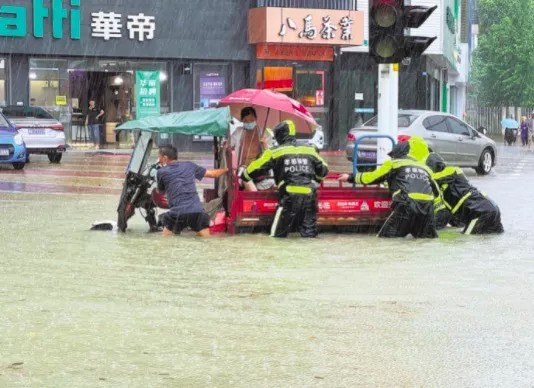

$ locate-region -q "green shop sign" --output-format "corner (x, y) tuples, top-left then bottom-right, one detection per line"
(0, 0), (80, 39)
(446, 6), (456, 35)
(135, 71), (160, 119)
(0, 0), (156, 41)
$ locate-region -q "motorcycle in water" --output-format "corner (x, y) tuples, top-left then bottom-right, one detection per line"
(117, 162), (169, 232)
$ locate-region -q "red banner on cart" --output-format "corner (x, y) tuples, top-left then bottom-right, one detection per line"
(242, 199), (392, 214)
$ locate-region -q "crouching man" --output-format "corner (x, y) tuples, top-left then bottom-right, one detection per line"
(156, 145), (228, 237)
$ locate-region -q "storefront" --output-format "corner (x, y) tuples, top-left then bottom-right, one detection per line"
(0, 0), (249, 151)
(248, 6), (364, 147)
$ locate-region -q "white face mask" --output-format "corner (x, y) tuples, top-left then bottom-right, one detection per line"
(243, 121), (256, 130)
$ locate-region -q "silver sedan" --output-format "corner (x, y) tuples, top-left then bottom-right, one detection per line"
(345, 110), (497, 175)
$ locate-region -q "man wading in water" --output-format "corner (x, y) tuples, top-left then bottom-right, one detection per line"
(156, 145), (228, 237)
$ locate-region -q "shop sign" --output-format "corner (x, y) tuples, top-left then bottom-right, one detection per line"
(135, 71), (160, 119)
(249, 7), (364, 46)
(0, 0), (81, 39)
(446, 7), (456, 34)
(0, 0), (155, 42)
(91, 12), (155, 41)
(256, 44), (334, 61)
(55, 96), (67, 105)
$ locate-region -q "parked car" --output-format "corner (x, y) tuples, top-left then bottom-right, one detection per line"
(345, 110), (498, 175)
(0, 111), (26, 170)
(0, 105), (66, 163)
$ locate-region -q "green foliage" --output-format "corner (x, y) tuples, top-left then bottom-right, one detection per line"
(472, 0), (534, 106)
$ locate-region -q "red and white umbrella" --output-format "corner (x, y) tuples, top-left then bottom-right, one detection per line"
(218, 88), (319, 134)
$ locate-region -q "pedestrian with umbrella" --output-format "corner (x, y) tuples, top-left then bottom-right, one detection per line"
(501, 117), (519, 146)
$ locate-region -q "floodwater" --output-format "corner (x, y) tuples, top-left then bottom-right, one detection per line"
(1, 147), (534, 387)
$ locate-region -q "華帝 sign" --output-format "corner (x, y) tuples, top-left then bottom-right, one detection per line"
(135, 71), (160, 119)
(91, 11), (155, 41)
(0, 0), (155, 42)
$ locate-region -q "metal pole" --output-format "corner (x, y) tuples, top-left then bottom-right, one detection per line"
(377, 64), (399, 165)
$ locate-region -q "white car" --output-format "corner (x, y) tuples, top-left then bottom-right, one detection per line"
(1, 105), (66, 163)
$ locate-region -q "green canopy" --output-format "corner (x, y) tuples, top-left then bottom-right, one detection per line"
(116, 107), (231, 137)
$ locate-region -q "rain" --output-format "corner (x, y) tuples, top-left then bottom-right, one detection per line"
(1, 0), (534, 386)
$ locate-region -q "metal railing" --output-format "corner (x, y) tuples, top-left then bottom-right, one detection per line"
(466, 107), (534, 135)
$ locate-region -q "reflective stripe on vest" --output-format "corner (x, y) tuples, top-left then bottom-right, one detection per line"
(408, 193), (434, 201)
(286, 185), (312, 195)
(452, 192), (472, 214)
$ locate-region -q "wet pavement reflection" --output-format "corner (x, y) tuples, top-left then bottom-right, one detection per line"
(1, 146), (534, 387)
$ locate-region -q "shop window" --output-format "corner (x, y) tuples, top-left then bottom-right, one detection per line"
(29, 59), (69, 115)
(0, 58), (6, 106)
(257, 66), (329, 143)
(263, 67), (293, 92)
(29, 58), (70, 138)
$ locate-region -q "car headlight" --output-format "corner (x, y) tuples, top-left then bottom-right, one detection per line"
(14, 133), (24, 146)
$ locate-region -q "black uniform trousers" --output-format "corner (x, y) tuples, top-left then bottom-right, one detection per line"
(271, 193), (318, 238)
(435, 208), (465, 230)
(459, 193), (504, 235)
(378, 200), (438, 238)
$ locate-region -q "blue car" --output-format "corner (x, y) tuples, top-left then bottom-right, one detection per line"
(0, 112), (26, 170)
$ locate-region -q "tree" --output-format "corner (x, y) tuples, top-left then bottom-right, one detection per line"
(472, 0), (534, 107)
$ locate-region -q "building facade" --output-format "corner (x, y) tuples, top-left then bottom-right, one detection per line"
(0, 0), (251, 150)
(0, 0), (469, 152)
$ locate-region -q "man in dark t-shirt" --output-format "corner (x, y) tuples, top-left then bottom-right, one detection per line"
(156, 145), (228, 237)
(85, 99), (104, 149)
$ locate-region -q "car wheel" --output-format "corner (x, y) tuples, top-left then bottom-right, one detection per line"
(48, 152), (63, 164)
(26, 154), (30, 163)
(13, 163), (25, 170)
(475, 148), (494, 175)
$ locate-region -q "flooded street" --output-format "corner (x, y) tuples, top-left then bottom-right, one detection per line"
(1, 146), (534, 387)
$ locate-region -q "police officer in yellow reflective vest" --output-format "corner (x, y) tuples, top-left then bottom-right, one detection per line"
(426, 153), (504, 235)
(240, 120), (329, 238)
(338, 137), (440, 238)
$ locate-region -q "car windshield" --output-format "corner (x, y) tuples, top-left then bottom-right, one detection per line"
(1, 106), (54, 120)
(363, 113), (420, 128)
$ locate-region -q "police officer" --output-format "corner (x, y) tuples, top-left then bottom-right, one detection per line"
(240, 120), (329, 238)
(426, 153), (504, 235)
(338, 138), (440, 238)
(387, 137), (460, 230)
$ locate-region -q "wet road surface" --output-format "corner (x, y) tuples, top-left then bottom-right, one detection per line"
(1, 146), (534, 387)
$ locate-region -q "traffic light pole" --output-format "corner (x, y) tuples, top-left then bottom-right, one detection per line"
(377, 63), (399, 165)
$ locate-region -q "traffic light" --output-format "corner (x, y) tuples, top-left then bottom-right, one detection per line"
(369, 0), (437, 64)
